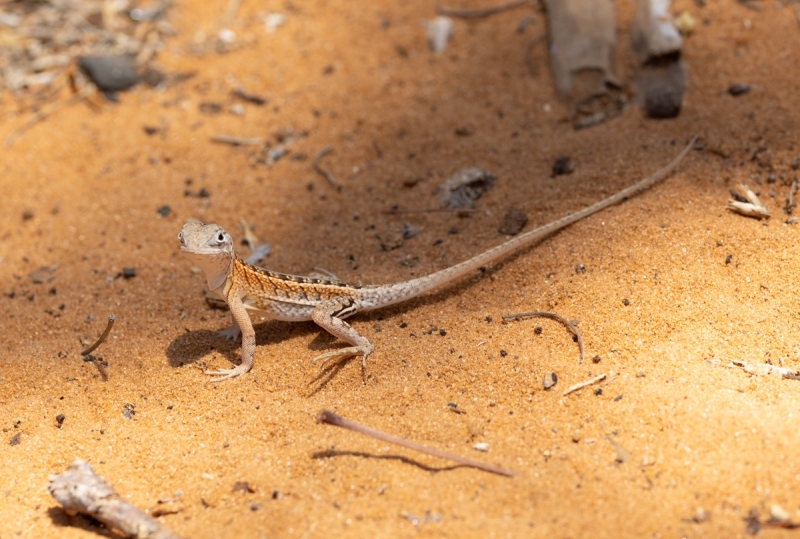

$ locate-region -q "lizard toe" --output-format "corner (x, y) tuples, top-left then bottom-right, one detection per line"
(205, 364), (250, 382)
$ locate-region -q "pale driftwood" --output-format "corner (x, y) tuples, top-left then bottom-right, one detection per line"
(48, 459), (180, 539)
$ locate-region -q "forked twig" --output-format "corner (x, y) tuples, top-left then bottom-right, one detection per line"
(316, 410), (515, 477)
(502, 311), (585, 363)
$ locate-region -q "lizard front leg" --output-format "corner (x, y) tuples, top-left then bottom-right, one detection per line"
(310, 296), (374, 368)
(206, 295), (255, 382)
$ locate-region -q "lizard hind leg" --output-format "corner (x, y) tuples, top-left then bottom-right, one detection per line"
(310, 297), (374, 369)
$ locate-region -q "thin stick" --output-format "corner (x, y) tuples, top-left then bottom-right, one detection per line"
(316, 410), (515, 477)
(221, 0), (242, 27)
(210, 135), (263, 146)
(312, 145), (337, 186)
(786, 178), (797, 215)
(563, 373), (606, 396)
(49, 459), (180, 539)
(502, 311), (584, 363)
(382, 207), (477, 214)
(5, 87), (93, 146)
(80, 315), (115, 356)
(437, 0), (528, 18)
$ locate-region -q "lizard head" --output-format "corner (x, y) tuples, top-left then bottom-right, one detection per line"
(178, 222), (234, 290)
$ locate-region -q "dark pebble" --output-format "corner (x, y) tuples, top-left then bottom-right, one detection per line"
(644, 87), (682, 119)
(78, 55), (138, 92)
(56, 413), (65, 426)
(592, 355), (601, 364)
(575, 264), (586, 274)
(9, 433), (20, 446)
(727, 83), (750, 96)
(122, 267), (136, 279)
(500, 349), (508, 357)
(156, 205), (171, 217)
(551, 156), (575, 177)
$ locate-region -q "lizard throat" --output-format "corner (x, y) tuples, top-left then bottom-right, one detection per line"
(183, 250), (233, 290)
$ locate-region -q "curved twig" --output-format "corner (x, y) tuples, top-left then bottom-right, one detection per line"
(312, 145), (337, 186)
(502, 311), (584, 363)
(80, 315), (115, 356)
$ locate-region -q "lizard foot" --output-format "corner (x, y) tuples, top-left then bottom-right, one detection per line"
(205, 364), (250, 382)
(216, 326), (241, 341)
(310, 346), (372, 370)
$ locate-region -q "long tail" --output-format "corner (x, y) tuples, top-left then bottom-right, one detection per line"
(360, 135), (696, 310)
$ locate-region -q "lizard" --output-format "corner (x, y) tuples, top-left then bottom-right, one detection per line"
(179, 136), (695, 381)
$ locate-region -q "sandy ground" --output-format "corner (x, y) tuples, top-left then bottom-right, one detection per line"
(2, 0), (800, 537)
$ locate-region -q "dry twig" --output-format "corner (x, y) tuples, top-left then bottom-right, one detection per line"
(437, 0), (528, 18)
(563, 373), (606, 396)
(502, 311), (584, 363)
(312, 146), (337, 186)
(6, 86), (94, 146)
(316, 410), (515, 477)
(80, 315), (115, 356)
(48, 459), (180, 539)
(210, 135), (263, 146)
(785, 178), (797, 215)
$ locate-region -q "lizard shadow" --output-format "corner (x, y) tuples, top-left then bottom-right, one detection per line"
(165, 320), (318, 370)
(311, 449), (466, 474)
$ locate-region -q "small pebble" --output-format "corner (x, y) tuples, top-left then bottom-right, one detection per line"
(498, 206), (528, 236)
(473, 442), (489, 452)
(543, 372), (557, 390)
(551, 156), (575, 177)
(727, 83), (750, 96)
(592, 355), (601, 364)
(122, 267), (136, 279)
(156, 205), (171, 217)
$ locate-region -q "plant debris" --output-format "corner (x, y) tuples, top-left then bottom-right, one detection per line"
(727, 184), (770, 219)
(437, 168), (496, 210)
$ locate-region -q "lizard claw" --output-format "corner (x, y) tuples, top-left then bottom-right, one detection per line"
(205, 364), (250, 382)
(217, 326), (242, 341)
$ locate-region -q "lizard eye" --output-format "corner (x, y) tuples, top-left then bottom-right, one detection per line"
(217, 233), (225, 242)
